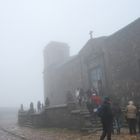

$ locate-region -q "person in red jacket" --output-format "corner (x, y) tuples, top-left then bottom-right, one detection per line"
(91, 93), (102, 107)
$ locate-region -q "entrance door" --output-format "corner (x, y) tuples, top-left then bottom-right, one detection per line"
(89, 66), (102, 94)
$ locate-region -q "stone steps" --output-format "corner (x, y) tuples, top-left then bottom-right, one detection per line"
(23, 120), (33, 128)
(78, 110), (102, 132)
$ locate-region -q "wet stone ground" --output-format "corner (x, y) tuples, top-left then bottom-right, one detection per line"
(0, 129), (22, 140)
(2, 125), (140, 140)
(0, 116), (140, 140)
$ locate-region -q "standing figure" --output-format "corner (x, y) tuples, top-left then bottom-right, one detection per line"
(91, 93), (102, 108)
(66, 91), (74, 103)
(137, 106), (140, 133)
(126, 101), (137, 135)
(98, 97), (113, 140)
(75, 88), (80, 104)
(86, 89), (93, 115)
(37, 101), (41, 112)
(112, 102), (122, 134)
(45, 97), (50, 107)
(78, 88), (84, 106)
(75, 88), (84, 107)
(29, 102), (35, 113)
(19, 104), (24, 113)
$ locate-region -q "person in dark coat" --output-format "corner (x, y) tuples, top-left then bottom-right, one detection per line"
(37, 101), (41, 112)
(137, 106), (140, 133)
(99, 97), (113, 140)
(112, 102), (122, 134)
(29, 102), (35, 113)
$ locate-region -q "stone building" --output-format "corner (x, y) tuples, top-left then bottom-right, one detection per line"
(43, 18), (140, 106)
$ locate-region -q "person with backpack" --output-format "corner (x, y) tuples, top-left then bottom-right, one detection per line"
(126, 101), (137, 135)
(98, 96), (113, 140)
(137, 106), (140, 133)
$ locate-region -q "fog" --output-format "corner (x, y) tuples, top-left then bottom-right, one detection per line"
(0, 0), (139, 108)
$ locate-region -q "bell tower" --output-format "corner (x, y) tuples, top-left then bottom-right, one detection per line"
(43, 41), (70, 104)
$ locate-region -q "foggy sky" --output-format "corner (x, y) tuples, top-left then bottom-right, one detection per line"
(0, 0), (139, 108)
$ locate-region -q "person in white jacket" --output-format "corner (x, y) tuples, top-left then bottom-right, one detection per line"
(126, 101), (137, 135)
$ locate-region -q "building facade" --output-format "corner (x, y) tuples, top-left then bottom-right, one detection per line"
(43, 18), (140, 106)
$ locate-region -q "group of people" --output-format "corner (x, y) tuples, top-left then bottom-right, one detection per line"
(97, 97), (140, 140)
(32, 101), (45, 113)
(19, 101), (44, 114)
(75, 87), (140, 139)
(86, 88), (102, 115)
(75, 88), (102, 109)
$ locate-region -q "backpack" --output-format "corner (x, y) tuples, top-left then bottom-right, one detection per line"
(97, 105), (104, 117)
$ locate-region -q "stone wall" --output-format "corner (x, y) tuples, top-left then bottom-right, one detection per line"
(104, 18), (140, 104)
(18, 104), (85, 130)
(79, 37), (108, 94)
(45, 56), (82, 106)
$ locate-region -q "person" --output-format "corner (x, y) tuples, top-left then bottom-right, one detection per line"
(98, 96), (113, 140)
(37, 101), (41, 112)
(18, 104), (24, 113)
(137, 106), (140, 133)
(90, 93), (102, 121)
(29, 102), (35, 113)
(45, 97), (50, 107)
(86, 89), (93, 115)
(75, 88), (80, 102)
(91, 93), (102, 108)
(126, 101), (137, 135)
(66, 91), (74, 103)
(112, 102), (122, 134)
(137, 105), (140, 133)
(78, 88), (85, 106)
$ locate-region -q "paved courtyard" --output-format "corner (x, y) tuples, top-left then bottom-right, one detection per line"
(1, 124), (140, 140)
(0, 112), (140, 140)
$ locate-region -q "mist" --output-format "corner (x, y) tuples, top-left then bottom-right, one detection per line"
(0, 0), (139, 108)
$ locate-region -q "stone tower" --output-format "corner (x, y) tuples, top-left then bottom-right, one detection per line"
(43, 41), (70, 105)
(44, 41), (70, 69)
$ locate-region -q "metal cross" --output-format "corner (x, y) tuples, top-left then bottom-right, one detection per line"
(89, 30), (93, 39)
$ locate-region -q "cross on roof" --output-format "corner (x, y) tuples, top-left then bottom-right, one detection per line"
(89, 30), (93, 39)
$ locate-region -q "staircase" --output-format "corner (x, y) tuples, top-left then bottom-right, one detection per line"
(23, 119), (33, 128)
(79, 110), (102, 132)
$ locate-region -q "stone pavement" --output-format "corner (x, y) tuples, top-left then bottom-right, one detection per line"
(0, 117), (140, 140)
(3, 125), (140, 140)
(0, 129), (22, 140)
(1, 108), (140, 140)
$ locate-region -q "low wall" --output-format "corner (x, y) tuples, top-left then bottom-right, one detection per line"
(18, 103), (85, 129)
